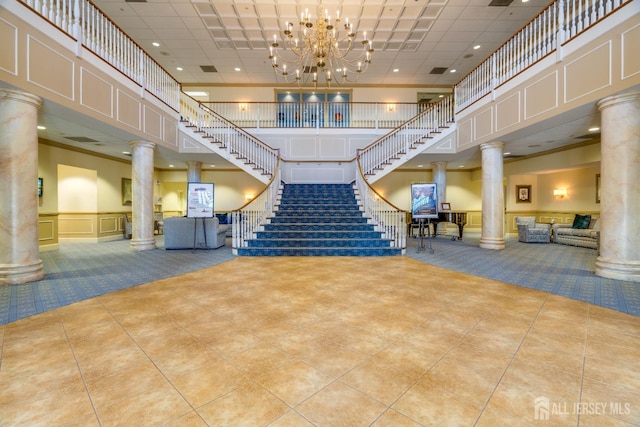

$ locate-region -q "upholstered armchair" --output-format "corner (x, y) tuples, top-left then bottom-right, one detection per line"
(515, 216), (551, 243)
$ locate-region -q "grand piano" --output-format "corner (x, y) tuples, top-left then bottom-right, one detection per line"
(437, 211), (467, 240)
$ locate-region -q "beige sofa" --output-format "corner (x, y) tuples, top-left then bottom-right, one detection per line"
(163, 217), (229, 249)
(552, 216), (599, 250)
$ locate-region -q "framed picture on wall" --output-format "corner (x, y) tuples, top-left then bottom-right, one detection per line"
(596, 174), (601, 203)
(441, 202), (451, 211)
(516, 185), (531, 203)
(122, 178), (132, 206)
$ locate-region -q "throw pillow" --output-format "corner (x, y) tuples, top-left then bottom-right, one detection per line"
(572, 214), (591, 229)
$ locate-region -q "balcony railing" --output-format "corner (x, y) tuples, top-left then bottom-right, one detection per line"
(18, 0), (180, 111)
(201, 102), (437, 129)
(454, 0), (631, 111)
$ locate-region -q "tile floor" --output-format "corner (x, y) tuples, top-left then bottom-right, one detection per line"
(1, 256), (639, 426)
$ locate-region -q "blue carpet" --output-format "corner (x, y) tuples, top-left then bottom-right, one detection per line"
(1, 234), (638, 325)
(405, 234), (640, 317)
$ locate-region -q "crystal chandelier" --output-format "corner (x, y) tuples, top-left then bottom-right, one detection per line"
(268, 4), (374, 87)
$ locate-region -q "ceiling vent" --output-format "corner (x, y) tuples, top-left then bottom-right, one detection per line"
(429, 67), (448, 74)
(65, 136), (99, 143)
(489, 0), (514, 5)
(124, 0), (147, 3)
(575, 133), (601, 139)
(200, 65), (218, 73)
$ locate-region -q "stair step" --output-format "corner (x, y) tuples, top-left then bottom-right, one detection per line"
(264, 223), (374, 231)
(237, 247), (403, 256)
(247, 238), (393, 248)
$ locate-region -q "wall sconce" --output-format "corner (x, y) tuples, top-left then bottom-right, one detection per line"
(386, 103), (396, 112)
(553, 188), (567, 198)
(239, 103), (247, 112)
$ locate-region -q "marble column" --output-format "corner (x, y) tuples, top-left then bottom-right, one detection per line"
(187, 161), (202, 183)
(479, 141), (505, 250)
(0, 89), (44, 284)
(130, 141), (156, 251)
(595, 91), (640, 282)
(431, 161), (448, 208)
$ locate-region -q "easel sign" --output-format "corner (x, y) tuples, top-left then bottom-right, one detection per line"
(187, 182), (215, 218)
(411, 183), (438, 219)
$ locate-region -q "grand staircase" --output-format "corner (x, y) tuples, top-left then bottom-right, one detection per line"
(236, 184), (403, 256)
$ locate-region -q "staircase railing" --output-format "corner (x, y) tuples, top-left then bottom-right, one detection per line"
(455, 0), (631, 111)
(181, 94), (280, 180)
(358, 96), (455, 179)
(17, 0), (181, 111)
(231, 163), (282, 254)
(354, 165), (407, 252)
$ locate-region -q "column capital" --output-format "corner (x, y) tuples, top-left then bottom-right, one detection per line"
(597, 91), (640, 111)
(130, 140), (156, 150)
(0, 88), (42, 109)
(480, 141), (505, 151)
(431, 161), (448, 169)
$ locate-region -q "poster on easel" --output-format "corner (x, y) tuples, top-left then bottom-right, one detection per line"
(186, 182), (214, 218)
(411, 183), (438, 219)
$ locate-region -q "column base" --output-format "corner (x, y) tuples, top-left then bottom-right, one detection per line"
(596, 257), (640, 283)
(130, 238), (156, 251)
(0, 259), (44, 285)
(479, 237), (505, 250)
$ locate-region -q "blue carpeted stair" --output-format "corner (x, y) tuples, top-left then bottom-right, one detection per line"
(237, 183), (403, 256)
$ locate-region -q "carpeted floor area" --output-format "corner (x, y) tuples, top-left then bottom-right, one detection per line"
(1, 255), (639, 425)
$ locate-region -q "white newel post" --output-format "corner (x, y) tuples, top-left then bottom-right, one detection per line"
(479, 141), (505, 250)
(595, 91), (640, 282)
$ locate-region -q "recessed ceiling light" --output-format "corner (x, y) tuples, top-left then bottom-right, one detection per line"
(504, 152), (511, 155)
(37, 125), (46, 130)
(122, 151), (130, 155)
(168, 164), (174, 168)
(473, 45), (481, 50)
(393, 68), (399, 73)
(235, 67), (241, 72)
(209, 164), (216, 168)
(458, 165), (464, 168)
(176, 67), (183, 71)
(417, 164), (423, 168)
(152, 42), (159, 47)
(588, 127), (600, 132)
(450, 69), (457, 73)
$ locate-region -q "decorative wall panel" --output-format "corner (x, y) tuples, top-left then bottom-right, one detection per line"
(0, 18), (17, 75)
(27, 36), (73, 100)
(564, 42), (612, 103)
(116, 89), (141, 130)
(524, 72), (558, 120)
(80, 68), (113, 118)
(496, 92), (521, 131)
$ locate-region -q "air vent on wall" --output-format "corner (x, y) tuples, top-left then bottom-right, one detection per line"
(429, 67), (448, 74)
(200, 65), (218, 73)
(65, 136), (99, 143)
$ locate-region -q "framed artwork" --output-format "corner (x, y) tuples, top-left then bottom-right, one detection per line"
(121, 178), (132, 206)
(411, 183), (438, 218)
(516, 185), (531, 203)
(441, 202), (451, 211)
(596, 173), (601, 203)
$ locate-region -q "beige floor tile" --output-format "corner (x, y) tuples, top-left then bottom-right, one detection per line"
(295, 381), (387, 426)
(371, 409), (423, 426)
(300, 342), (370, 378)
(256, 359), (334, 406)
(196, 381), (289, 426)
(170, 359), (251, 408)
(96, 382), (191, 427)
(392, 381), (483, 426)
(580, 377), (640, 425)
(268, 410), (315, 426)
(229, 342), (297, 378)
(150, 342), (222, 381)
(161, 410), (209, 427)
(85, 358), (170, 409)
